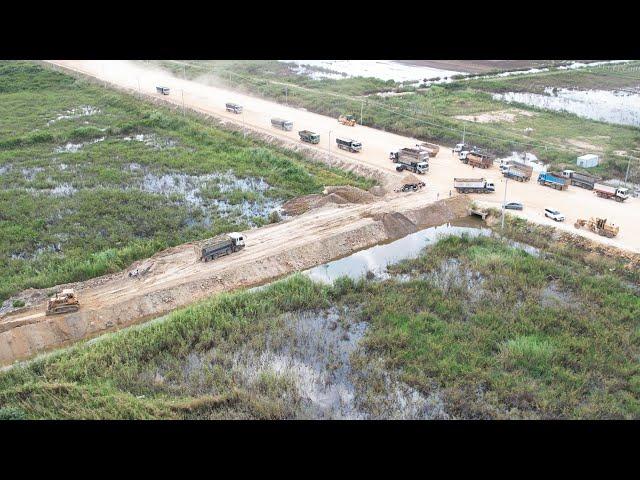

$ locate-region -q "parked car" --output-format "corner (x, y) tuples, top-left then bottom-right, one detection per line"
(503, 202), (523, 210)
(544, 208), (565, 222)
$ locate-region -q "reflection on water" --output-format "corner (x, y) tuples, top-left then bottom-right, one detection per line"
(304, 217), (491, 284)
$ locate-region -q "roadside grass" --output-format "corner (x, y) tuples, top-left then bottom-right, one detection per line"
(0, 61), (374, 302)
(0, 225), (637, 419)
(160, 60), (640, 182)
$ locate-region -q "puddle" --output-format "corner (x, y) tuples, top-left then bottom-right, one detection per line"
(493, 88), (640, 127)
(54, 137), (105, 154)
(123, 134), (177, 150)
(304, 218), (491, 284)
(47, 106), (101, 126)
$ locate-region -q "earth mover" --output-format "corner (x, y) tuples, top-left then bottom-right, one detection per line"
(574, 217), (619, 238)
(338, 114), (357, 126)
(46, 289), (80, 316)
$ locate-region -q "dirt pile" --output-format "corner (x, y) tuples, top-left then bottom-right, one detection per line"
(283, 186), (376, 216)
(404, 195), (472, 228)
(323, 186), (376, 204)
(373, 212), (418, 238)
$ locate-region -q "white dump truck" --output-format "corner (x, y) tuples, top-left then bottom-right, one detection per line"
(593, 183), (629, 202)
(198, 233), (246, 262)
(453, 178), (495, 194)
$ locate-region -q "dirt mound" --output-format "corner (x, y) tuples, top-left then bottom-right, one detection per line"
(373, 212), (417, 238)
(324, 186), (376, 204)
(400, 173), (423, 185)
(369, 185), (386, 197)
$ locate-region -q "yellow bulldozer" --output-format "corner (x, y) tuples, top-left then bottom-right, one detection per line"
(45, 288), (80, 316)
(574, 217), (619, 238)
(338, 114), (356, 126)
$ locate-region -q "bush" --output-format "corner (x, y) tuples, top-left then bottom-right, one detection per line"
(12, 299), (25, 308)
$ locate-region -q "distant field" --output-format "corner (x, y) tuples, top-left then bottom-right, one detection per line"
(395, 60), (568, 74)
(0, 61), (373, 302)
(157, 60), (640, 183)
(1, 216), (637, 419)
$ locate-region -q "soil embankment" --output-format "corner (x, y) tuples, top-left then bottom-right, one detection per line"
(0, 194), (471, 365)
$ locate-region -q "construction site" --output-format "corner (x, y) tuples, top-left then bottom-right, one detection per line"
(0, 59), (638, 420)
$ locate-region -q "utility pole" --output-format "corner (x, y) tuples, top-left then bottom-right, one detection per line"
(137, 78), (141, 99)
(360, 99), (364, 125)
(462, 124), (466, 145)
(243, 111), (246, 139)
(501, 171), (509, 230)
(285, 86), (288, 105)
(625, 156), (632, 184)
(328, 130), (332, 160)
(181, 89), (185, 116)
(183, 65), (186, 80)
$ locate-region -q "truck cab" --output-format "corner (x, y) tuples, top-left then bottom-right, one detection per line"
(226, 103), (243, 114)
(453, 143), (467, 153)
(228, 232), (245, 248)
(156, 86), (170, 95)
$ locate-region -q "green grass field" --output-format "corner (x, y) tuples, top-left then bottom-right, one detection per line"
(156, 60), (640, 183)
(0, 61), (374, 302)
(1, 216), (637, 419)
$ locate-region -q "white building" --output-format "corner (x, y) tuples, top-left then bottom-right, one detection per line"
(577, 154), (600, 168)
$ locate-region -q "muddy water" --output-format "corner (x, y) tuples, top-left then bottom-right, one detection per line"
(493, 88), (640, 127)
(304, 217), (491, 284)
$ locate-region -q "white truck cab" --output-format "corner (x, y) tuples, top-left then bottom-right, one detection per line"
(454, 143), (467, 153)
(228, 232), (245, 247)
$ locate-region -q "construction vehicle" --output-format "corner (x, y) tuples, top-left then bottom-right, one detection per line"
(453, 178), (495, 194)
(395, 181), (426, 193)
(390, 147), (429, 164)
(271, 118), (293, 131)
(466, 152), (493, 169)
(335, 137), (362, 153)
(198, 233), (245, 262)
(417, 142), (440, 157)
(537, 172), (568, 191)
(338, 114), (357, 126)
(501, 161), (533, 182)
(156, 86), (170, 95)
(45, 289), (80, 316)
(298, 130), (320, 144)
(574, 217), (619, 238)
(225, 103), (243, 114)
(560, 170), (600, 190)
(593, 183), (629, 202)
(453, 143), (469, 154)
(395, 160), (428, 174)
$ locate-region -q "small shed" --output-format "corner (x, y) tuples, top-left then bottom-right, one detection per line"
(577, 154), (600, 168)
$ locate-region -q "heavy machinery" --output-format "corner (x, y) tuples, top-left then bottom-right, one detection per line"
(561, 170), (600, 190)
(453, 178), (495, 193)
(390, 147), (429, 173)
(156, 86), (170, 95)
(395, 181), (426, 193)
(593, 183), (629, 202)
(417, 142), (440, 157)
(225, 103), (243, 114)
(466, 152), (493, 169)
(299, 130), (320, 144)
(574, 217), (619, 238)
(501, 161), (533, 182)
(198, 233), (246, 262)
(335, 137), (362, 153)
(271, 118), (293, 131)
(338, 114), (357, 126)
(537, 172), (568, 191)
(45, 289), (80, 316)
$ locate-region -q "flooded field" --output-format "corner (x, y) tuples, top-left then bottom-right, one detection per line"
(304, 217), (490, 284)
(493, 88), (640, 127)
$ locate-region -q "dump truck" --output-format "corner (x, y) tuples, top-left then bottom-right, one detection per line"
(271, 118), (293, 131)
(466, 152), (493, 169)
(561, 170), (600, 190)
(46, 289), (80, 316)
(336, 137), (362, 153)
(338, 114), (357, 126)
(593, 183), (629, 202)
(198, 233), (245, 262)
(225, 103), (243, 114)
(395, 160), (428, 174)
(390, 147), (429, 163)
(156, 86), (170, 95)
(501, 161), (533, 182)
(453, 178), (495, 194)
(417, 142), (440, 157)
(537, 172), (568, 191)
(574, 217), (619, 238)
(298, 130), (320, 144)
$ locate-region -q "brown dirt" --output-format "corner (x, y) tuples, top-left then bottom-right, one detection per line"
(0, 195), (472, 366)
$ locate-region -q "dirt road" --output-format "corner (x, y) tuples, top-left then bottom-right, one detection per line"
(0, 60), (637, 365)
(47, 60), (639, 254)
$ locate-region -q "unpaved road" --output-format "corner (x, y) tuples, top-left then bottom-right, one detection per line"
(47, 60), (639, 254)
(0, 60), (638, 365)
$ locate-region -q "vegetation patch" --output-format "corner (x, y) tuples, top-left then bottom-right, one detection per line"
(0, 61), (374, 302)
